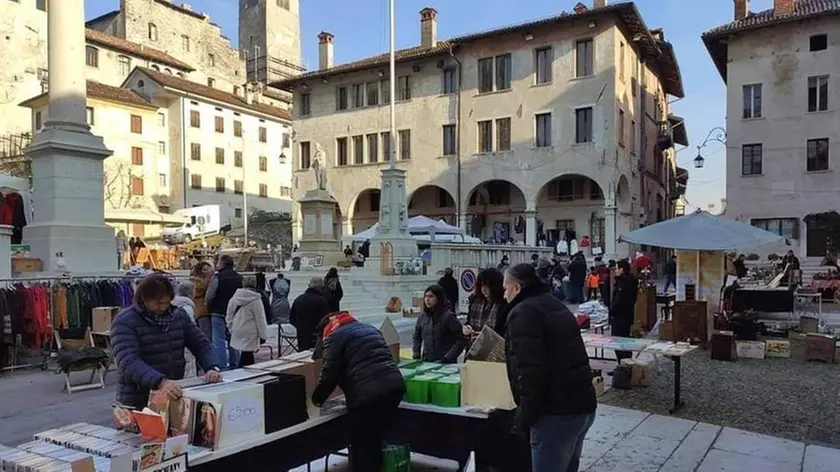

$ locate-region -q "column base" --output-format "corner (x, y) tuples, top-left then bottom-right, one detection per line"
(369, 233), (417, 260)
(23, 222), (117, 273)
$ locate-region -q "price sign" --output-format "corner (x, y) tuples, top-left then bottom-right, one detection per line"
(223, 390), (264, 435)
(140, 454), (188, 472)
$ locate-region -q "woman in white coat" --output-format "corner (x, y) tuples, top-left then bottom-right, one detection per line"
(226, 277), (269, 368)
(171, 280), (198, 378)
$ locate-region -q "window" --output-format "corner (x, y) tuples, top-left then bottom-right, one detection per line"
(575, 39), (594, 77)
(751, 218), (799, 239)
(215, 177), (225, 193)
(380, 79), (390, 104)
(130, 177), (144, 196)
(397, 76), (411, 101)
(86, 107), (95, 126)
(190, 110), (200, 128)
(235, 208), (243, 218)
(478, 58), (494, 93)
(208, 53), (215, 66)
(442, 125), (456, 156)
(215, 116), (224, 133)
(619, 42), (625, 81)
(158, 141), (165, 155)
(131, 147), (144, 165)
(382, 132), (391, 161)
(190, 174), (202, 189)
(300, 93), (311, 116)
(190, 143), (201, 161)
(477, 120), (493, 153)
(535, 47), (553, 84)
(259, 155), (268, 172)
(181, 35), (190, 52)
(350, 135), (363, 165)
(300, 142), (311, 169)
(399, 130), (411, 160)
(807, 138), (830, 171)
(478, 54), (512, 93)
(207, 78), (216, 88)
(280, 186), (292, 197)
(118, 56), (131, 75)
(159, 173), (167, 187)
(233, 85), (240, 95)
(442, 68), (457, 94)
(810, 34), (828, 52)
(234, 180), (243, 195)
(148, 23), (158, 41)
(277, 0), (290, 9)
(366, 82), (379, 106)
(215, 148), (225, 165)
(130, 115), (142, 134)
(259, 184), (268, 198)
(367, 134), (379, 163)
(337, 137), (348, 166)
(808, 75), (829, 112)
(742, 84), (762, 119)
(575, 107), (593, 144)
(85, 46), (99, 68)
(35, 0), (46, 11)
(157, 112), (165, 127)
(259, 127), (267, 143)
(741, 143), (763, 175)
(496, 118), (511, 151)
(630, 120), (637, 154)
(352, 84), (364, 108)
(35, 111), (42, 131)
(495, 54), (512, 91)
(234, 151), (243, 167)
(336, 86), (348, 110)
(234, 120), (242, 137)
(618, 109), (625, 146)
(535, 113), (552, 147)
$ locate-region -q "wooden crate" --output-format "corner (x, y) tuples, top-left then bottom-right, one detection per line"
(805, 334), (837, 363)
(12, 257), (41, 273)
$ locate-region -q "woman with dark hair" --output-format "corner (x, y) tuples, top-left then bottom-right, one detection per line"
(111, 274), (221, 409)
(464, 268), (508, 338)
(254, 271), (273, 325)
(190, 261), (214, 341)
(412, 284), (466, 364)
(609, 259), (638, 363)
(324, 267), (344, 312)
(502, 263), (596, 471)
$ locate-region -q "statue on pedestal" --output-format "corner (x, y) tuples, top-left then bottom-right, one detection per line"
(311, 144), (328, 191)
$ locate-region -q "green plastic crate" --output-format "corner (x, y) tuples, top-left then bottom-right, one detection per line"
(398, 359), (420, 369)
(434, 365), (460, 376)
(404, 373), (443, 404)
(413, 362), (441, 373)
(382, 444), (410, 472)
(398, 368), (416, 378)
(430, 375), (461, 408)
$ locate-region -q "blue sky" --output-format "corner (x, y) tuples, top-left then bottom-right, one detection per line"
(84, 0), (779, 211)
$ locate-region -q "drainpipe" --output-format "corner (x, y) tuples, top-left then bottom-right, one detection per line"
(181, 98), (188, 208)
(449, 45), (463, 230)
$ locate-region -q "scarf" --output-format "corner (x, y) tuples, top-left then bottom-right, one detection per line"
(139, 303), (176, 332)
(322, 311), (356, 338)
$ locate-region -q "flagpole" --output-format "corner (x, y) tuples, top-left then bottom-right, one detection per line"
(388, 0), (396, 169)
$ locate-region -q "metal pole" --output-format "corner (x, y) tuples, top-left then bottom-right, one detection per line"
(243, 131), (249, 246)
(388, 0), (396, 169)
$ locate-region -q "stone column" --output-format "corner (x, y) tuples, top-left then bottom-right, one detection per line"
(369, 168), (416, 261)
(341, 216), (352, 239)
(23, 0), (116, 273)
(604, 205), (617, 258)
(525, 211), (537, 246)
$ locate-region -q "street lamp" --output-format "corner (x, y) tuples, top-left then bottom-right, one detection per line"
(695, 126), (727, 169)
(278, 151), (286, 165)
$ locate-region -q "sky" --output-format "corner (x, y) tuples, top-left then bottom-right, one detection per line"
(83, 0), (780, 212)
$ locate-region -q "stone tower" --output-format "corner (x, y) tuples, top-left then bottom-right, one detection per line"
(239, 0), (303, 84)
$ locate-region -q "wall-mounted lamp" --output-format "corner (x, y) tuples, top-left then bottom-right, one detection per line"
(412, 64), (421, 72)
(321, 77), (328, 84)
(524, 32), (534, 41)
(694, 126), (727, 169)
(301, 83), (309, 90)
(279, 152), (287, 165)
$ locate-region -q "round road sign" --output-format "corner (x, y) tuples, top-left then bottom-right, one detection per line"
(460, 269), (476, 292)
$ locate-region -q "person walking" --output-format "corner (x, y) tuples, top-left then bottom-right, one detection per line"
(171, 281), (198, 379)
(226, 277), (269, 368)
(437, 267), (460, 314)
(205, 255), (243, 370)
(290, 277), (333, 350)
(412, 284), (466, 364)
(311, 311), (406, 472)
(111, 274), (221, 409)
(270, 273), (292, 324)
(191, 261), (214, 343)
(323, 267), (344, 312)
(610, 259), (638, 363)
(663, 255), (677, 292)
(501, 263), (596, 471)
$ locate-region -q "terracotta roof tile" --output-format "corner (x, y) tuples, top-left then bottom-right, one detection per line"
(19, 81), (154, 109)
(137, 67), (291, 122)
(703, 0), (840, 79)
(85, 29), (195, 72)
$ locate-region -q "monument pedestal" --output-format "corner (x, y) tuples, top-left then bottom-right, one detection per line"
(368, 167), (417, 272)
(296, 189), (344, 269)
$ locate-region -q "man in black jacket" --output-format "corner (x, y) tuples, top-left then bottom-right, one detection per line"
(437, 267), (460, 314)
(289, 277), (332, 350)
(205, 254), (243, 370)
(502, 263), (596, 472)
(567, 253), (588, 304)
(312, 312), (405, 472)
(610, 259), (638, 363)
(663, 255), (677, 292)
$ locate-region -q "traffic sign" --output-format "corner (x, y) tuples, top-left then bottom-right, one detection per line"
(460, 269), (476, 292)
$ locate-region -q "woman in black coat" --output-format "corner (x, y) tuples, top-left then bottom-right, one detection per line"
(609, 259), (638, 362)
(323, 267), (344, 312)
(412, 284), (466, 364)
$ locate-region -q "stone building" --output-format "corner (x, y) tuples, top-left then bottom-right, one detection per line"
(273, 1), (687, 257)
(703, 0), (840, 260)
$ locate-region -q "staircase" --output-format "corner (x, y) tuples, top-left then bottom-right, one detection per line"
(800, 257), (824, 286)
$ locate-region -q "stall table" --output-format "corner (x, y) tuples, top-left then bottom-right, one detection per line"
(732, 287), (794, 316)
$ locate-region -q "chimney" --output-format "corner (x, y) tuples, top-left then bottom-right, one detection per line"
(774, 0), (793, 16)
(734, 0), (749, 20)
(420, 8), (437, 48)
(594, 0), (607, 8)
(318, 31), (334, 70)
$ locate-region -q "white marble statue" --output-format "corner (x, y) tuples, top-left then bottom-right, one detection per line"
(312, 143), (328, 191)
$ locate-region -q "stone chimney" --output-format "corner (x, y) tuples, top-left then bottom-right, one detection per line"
(594, 0), (607, 8)
(734, 0), (749, 20)
(318, 32), (334, 70)
(774, 0), (794, 16)
(420, 8), (437, 48)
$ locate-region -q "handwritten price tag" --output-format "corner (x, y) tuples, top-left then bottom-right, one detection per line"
(222, 392), (263, 434)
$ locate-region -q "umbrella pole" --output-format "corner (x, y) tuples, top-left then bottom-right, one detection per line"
(696, 250), (701, 301)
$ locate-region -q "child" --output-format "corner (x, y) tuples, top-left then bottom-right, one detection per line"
(586, 266), (600, 301)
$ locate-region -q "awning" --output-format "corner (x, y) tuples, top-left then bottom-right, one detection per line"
(669, 114), (688, 146)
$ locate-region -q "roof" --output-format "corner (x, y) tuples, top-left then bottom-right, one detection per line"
(152, 0), (207, 20)
(86, 28), (195, 72)
(85, 9), (120, 27)
(19, 81), (155, 109)
(134, 67), (292, 122)
(703, 0), (840, 80)
(273, 2), (684, 97)
(668, 114), (689, 147)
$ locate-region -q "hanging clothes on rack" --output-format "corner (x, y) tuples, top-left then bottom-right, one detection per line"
(0, 192), (27, 244)
(0, 283), (51, 350)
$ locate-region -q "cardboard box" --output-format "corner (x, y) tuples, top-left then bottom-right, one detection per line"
(92, 307), (120, 333)
(620, 358), (652, 387)
(735, 341), (766, 360)
(592, 376), (605, 397)
(379, 318), (400, 360)
(765, 339), (791, 358)
(460, 360), (516, 410)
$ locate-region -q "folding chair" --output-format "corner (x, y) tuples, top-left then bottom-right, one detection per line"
(54, 327), (108, 394)
(279, 324), (300, 356)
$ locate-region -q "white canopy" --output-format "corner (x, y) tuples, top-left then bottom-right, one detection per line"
(618, 209), (787, 251)
(343, 215), (472, 243)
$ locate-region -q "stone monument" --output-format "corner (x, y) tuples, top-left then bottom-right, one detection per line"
(295, 144), (344, 269)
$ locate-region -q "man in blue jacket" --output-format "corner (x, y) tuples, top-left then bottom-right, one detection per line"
(112, 274), (222, 409)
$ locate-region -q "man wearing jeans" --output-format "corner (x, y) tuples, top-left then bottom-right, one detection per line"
(205, 255), (242, 370)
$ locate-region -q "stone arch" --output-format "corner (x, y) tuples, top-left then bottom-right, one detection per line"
(348, 188), (380, 235)
(408, 185), (456, 225)
(535, 174), (606, 253)
(464, 180), (528, 242)
(616, 174), (631, 210)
